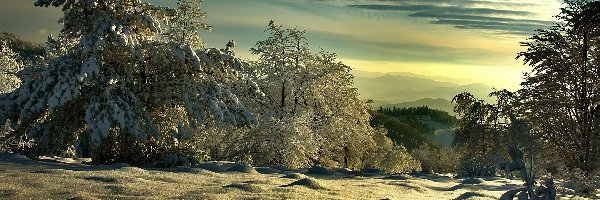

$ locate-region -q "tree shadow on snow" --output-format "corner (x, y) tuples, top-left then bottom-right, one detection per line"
(0, 153), (131, 172)
(453, 191), (496, 200)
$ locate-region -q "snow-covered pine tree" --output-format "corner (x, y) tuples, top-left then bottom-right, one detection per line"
(0, 0), (256, 165)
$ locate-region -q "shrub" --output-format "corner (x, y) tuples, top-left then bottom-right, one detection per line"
(364, 127), (422, 173)
(498, 146), (556, 200)
(0, 120), (11, 153)
(411, 144), (460, 174)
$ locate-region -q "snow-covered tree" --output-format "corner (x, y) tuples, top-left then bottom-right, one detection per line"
(0, 0), (256, 165)
(365, 127), (422, 173)
(0, 40), (25, 150)
(0, 119), (13, 153)
(162, 0), (212, 49)
(236, 21), (411, 169)
(249, 20), (310, 119)
(0, 41), (23, 94)
(411, 144), (460, 174)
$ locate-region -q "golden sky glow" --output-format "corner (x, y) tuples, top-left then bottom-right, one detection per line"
(0, 0), (565, 90)
(197, 0), (563, 90)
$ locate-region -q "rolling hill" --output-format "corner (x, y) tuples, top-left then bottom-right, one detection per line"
(353, 72), (494, 108)
(354, 72), (494, 147)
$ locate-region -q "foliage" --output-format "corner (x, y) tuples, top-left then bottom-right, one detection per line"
(162, 0), (212, 50)
(411, 144), (460, 174)
(377, 106), (457, 125)
(371, 106), (456, 151)
(452, 92), (496, 176)
(0, 32), (45, 61)
(557, 168), (600, 194)
(364, 127), (422, 173)
(0, 0), (256, 165)
(0, 40), (24, 94)
(0, 120), (12, 153)
(369, 111), (436, 150)
(451, 90), (536, 176)
(518, 0), (600, 175)
(498, 146), (556, 200)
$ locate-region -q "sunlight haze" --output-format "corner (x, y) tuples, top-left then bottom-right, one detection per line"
(0, 0), (563, 90)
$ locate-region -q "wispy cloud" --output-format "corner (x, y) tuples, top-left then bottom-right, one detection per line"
(309, 29), (512, 65)
(348, 4), (531, 16)
(342, 0), (556, 35)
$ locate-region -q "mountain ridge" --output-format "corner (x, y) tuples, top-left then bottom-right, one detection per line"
(353, 72), (494, 107)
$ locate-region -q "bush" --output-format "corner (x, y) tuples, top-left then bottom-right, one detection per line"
(376, 145), (422, 174)
(411, 144), (460, 174)
(364, 127), (422, 173)
(498, 146), (556, 200)
(458, 154), (496, 176)
(0, 120), (11, 153)
(557, 168), (600, 195)
(0, 119), (34, 154)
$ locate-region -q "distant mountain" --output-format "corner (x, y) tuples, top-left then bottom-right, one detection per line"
(352, 70), (475, 84)
(380, 98), (455, 115)
(353, 73), (494, 107)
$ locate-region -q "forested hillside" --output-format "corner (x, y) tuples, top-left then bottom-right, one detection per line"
(380, 98), (455, 115)
(370, 106), (456, 149)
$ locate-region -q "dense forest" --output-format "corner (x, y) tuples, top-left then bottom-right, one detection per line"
(1, 0), (600, 199)
(370, 106), (456, 150)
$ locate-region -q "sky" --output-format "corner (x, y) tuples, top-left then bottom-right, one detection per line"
(0, 0), (564, 90)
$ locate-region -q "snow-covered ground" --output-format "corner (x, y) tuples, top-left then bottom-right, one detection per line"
(0, 153), (592, 200)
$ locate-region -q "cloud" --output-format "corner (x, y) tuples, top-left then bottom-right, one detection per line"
(348, 4), (532, 16)
(342, 0), (556, 35)
(409, 12), (554, 35)
(359, 0), (540, 8)
(307, 30), (510, 65)
(38, 29), (48, 35)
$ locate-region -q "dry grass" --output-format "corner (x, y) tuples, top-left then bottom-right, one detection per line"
(0, 153), (593, 200)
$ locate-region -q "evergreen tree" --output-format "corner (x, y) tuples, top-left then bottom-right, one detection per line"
(0, 0), (256, 165)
